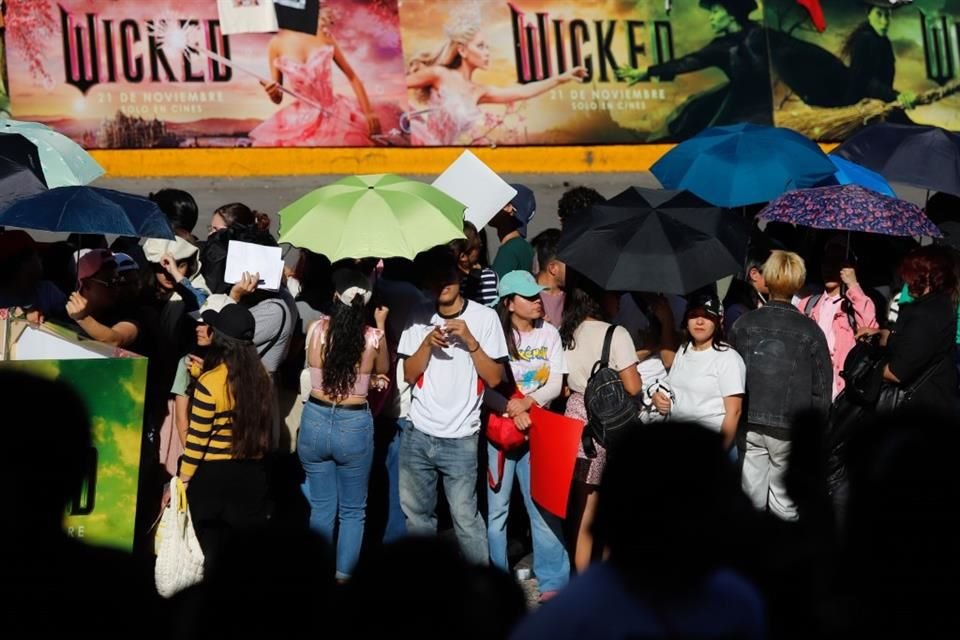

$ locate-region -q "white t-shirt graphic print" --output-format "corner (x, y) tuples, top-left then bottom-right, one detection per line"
(398, 299), (509, 438)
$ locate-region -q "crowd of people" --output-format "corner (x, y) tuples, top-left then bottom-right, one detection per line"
(2, 182), (959, 637)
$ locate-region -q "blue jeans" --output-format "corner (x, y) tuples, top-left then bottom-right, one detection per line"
(487, 442), (570, 592)
(297, 401), (374, 580)
(381, 418), (408, 543)
(399, 426), (488, 566)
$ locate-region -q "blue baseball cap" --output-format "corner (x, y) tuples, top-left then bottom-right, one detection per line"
(509, 184), (536, 238)
(498, 270), (545, 301)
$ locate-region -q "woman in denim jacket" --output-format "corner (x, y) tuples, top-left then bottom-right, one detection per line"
(730, 251), (832, 521)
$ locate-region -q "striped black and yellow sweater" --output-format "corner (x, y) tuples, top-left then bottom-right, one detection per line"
(180, 363), (235, 479)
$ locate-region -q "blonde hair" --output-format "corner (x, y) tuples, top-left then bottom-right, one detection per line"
(762, 250), (807, 299)
(408, 3), (482, 101)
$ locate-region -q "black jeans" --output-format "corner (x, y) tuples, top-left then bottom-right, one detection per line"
(187, 459), (270, 571)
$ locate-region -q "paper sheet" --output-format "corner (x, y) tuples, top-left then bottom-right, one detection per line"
(432, 150), (517, 229)
(225, 240), (283, 291)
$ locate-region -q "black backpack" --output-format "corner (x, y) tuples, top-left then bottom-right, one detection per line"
(583, 325), (637, 456)
(838, 334), (886, 407)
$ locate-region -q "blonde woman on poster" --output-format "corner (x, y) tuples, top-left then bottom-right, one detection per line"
(406, 7), (586, 146)
(249, 9), (381, 146)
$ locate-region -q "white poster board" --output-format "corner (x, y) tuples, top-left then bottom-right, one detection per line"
(433, 151), (517, 229)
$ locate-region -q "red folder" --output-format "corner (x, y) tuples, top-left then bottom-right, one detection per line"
(528, 405), (584, 519)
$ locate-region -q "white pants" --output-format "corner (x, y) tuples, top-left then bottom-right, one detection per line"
(741, 430), (797, 521)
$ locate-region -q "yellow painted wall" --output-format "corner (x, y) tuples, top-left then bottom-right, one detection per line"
(91, 143), (838, 177)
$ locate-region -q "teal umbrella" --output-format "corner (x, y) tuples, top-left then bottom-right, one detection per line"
(0, 118), (104, 186)
(279, 174), (466, 261)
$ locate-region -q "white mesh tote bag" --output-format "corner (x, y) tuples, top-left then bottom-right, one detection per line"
(154, 477), (205, 598)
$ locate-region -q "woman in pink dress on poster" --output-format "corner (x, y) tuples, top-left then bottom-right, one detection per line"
(406, 8), (587, 146)
(250, 11), (381, 147)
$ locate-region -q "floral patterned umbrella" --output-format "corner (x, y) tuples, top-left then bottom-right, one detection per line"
(758, 184), (941, 238)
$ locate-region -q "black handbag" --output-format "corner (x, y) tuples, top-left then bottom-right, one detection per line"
(875, 355), (946, 413)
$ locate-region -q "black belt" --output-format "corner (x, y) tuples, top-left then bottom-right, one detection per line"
(308, 396), (368, 411)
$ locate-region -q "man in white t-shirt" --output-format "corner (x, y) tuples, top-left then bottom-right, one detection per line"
(397, 248), (509, 565)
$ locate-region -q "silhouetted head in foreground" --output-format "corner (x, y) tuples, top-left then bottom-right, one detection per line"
(593, 421), (750, 593)
(346, 536), (526, 639)
(840, 409), (960, 635)
(4, 370), (91, 540)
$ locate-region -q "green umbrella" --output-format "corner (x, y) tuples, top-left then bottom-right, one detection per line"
(278, 173), (466, 261)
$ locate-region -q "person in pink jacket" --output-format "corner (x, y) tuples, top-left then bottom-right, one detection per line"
(797, 250), (878, 399)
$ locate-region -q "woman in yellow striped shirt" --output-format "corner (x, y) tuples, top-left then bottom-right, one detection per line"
(179, 301), (273, 568)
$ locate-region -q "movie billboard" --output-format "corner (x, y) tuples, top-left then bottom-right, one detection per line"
(766, 0), (960, 140)
(398, 0), (773, 145)
(3, 0), (408, 148)
(0, 356), (148, 551)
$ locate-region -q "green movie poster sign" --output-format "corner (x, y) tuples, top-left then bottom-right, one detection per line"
(2, 357), (146, 551)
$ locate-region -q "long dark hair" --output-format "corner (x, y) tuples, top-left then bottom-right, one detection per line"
(497, 295), (523, 361)
(559, 272), (606, 349)
(203, 332), (273, 459)
(320, 296), (367, 400)
(842, 20), (876, 60)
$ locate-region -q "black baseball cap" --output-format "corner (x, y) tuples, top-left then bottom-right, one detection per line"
(201, 304), (256, 343)
(686, 293), (723, 322)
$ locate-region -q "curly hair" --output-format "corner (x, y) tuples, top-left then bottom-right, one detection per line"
(557, 186), (605, 225)
(317, 295), (368, 401)
(559, 272), (606, 349)
(203, 332), (273, 459)
(900, 246), (958, 300)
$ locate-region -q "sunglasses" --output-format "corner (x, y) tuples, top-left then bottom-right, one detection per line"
(87, 276), (121, 288)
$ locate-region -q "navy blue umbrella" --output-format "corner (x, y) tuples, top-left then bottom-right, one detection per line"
(0, 186), (174, 239)
(651, 123), (837, 207)
(833, 123), (960, 197)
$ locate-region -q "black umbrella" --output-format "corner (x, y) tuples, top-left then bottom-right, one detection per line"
(833, 123), (960, 197)
(0, 156), (47, 210)
(0, 132), (48, 210)
(605, 187), (751, 265)
(937, 220), (960, 252)
(0, 132), (47, 185)
(558, 188), (750, 295)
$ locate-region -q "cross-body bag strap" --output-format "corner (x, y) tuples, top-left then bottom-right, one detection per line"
(901, 350), (948, 399)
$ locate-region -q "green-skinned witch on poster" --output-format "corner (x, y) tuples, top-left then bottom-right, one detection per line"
(616, 0), (774, 141)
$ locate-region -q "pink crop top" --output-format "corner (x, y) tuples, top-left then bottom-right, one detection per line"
(306, 316), (383, 399)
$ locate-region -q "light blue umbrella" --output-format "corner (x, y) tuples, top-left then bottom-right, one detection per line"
(0, 118), (104, 186)
(822, 155), (896, 197)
